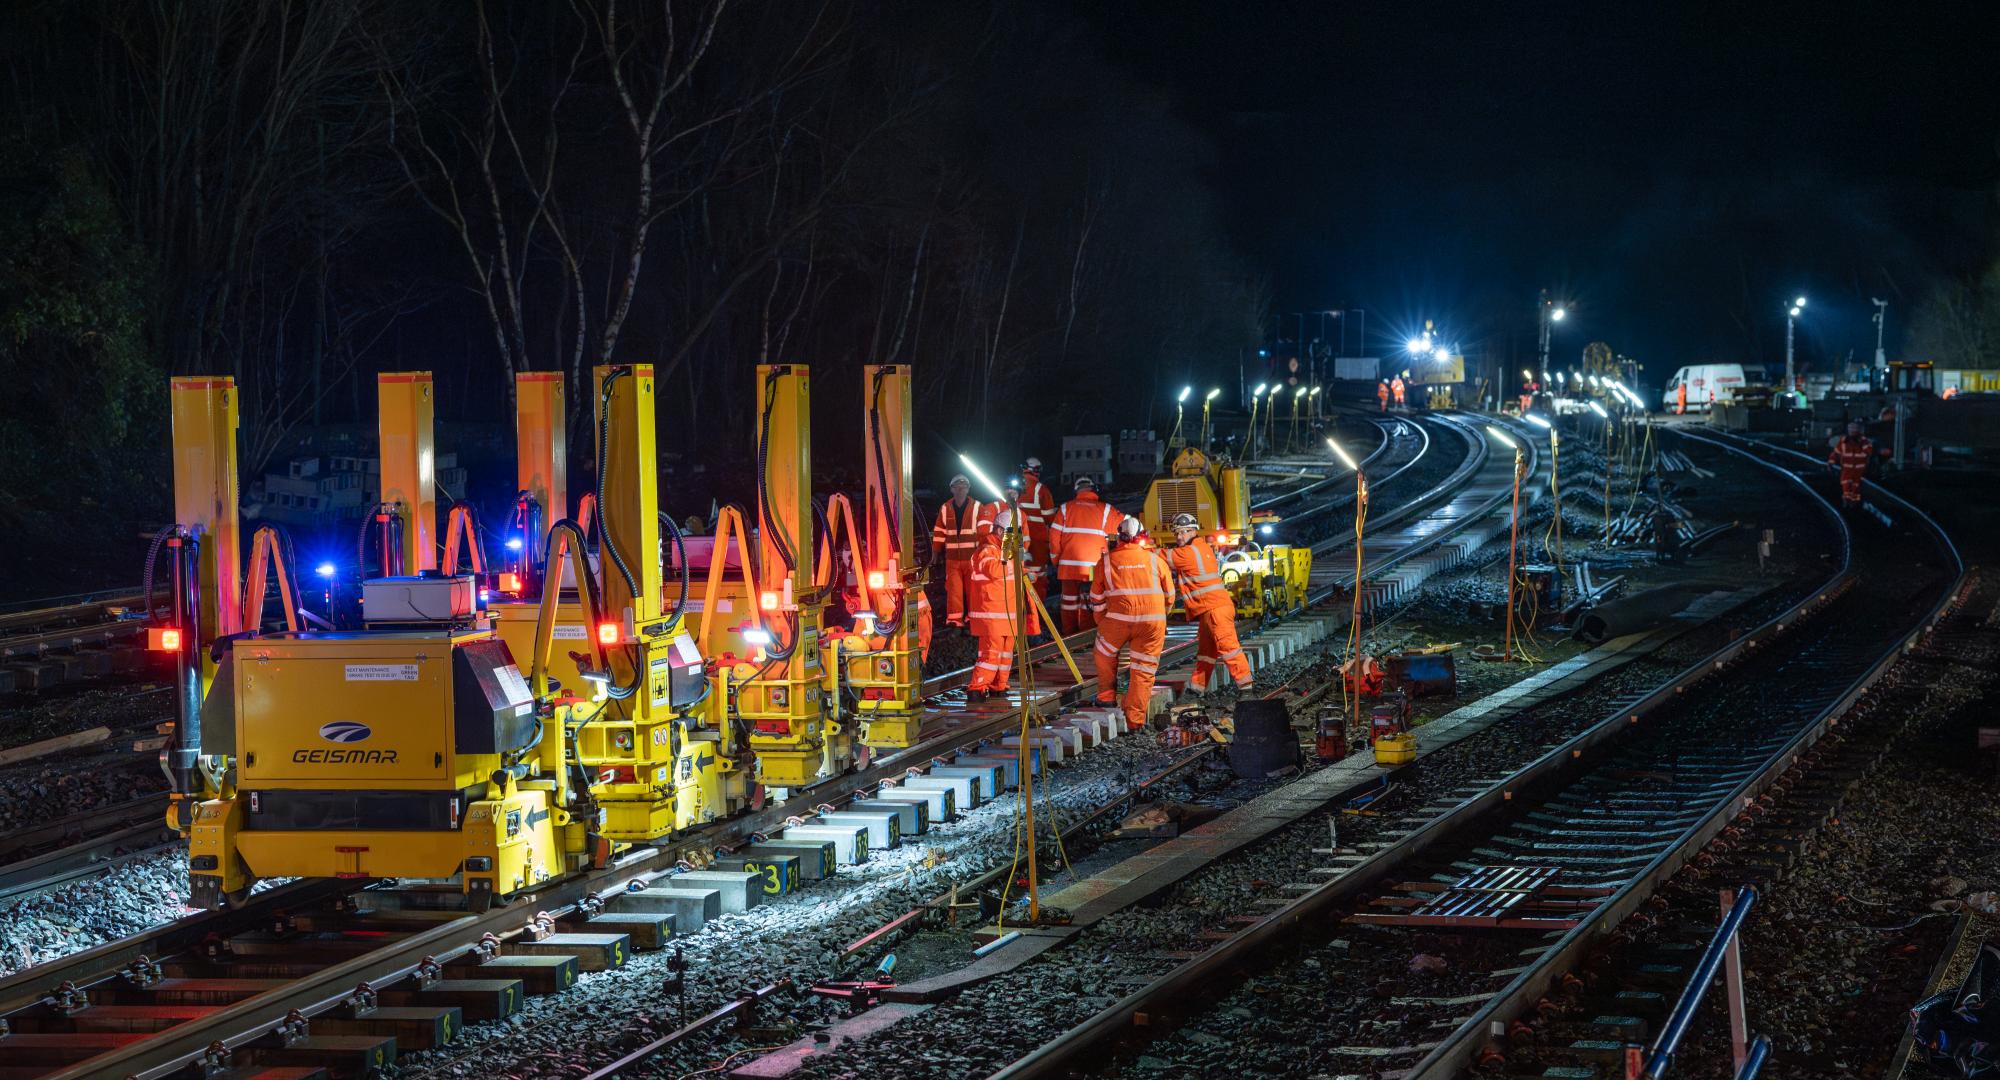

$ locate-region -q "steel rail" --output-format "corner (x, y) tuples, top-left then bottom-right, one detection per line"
(9, 419), (1500, 1078)
(1396, 429), (1964, 1078)
(990, 424), (1894, 1080)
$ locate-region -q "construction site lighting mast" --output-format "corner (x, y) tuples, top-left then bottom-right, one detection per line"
(1784, 296), (1807, 394)
(1246, 383), (1268, 460)
(1523, 413), (1562, 591)
(960, 453), (1042, 923)
(1489, 426), (1526, 662)
(1199, 388), (1220, 452)
(1589, 401), (1611, 539)
(1326, 437), (1365, 740)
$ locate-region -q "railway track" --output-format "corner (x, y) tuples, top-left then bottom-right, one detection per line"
(0, 413), (1509, 1078)
(0, 591), (152, 694)
(985, 427), (1961, 1080)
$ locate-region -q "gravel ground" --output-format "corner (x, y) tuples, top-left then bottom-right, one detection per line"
(1658, 575), (2000, 1080)
(750, 433), (1845, 1079)
(0, 850), (192, 976)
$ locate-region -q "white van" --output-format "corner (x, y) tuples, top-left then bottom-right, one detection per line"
(1660, 363), (1746, 412)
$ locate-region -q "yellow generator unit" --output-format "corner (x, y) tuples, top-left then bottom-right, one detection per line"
(1219, 543), (1313, 621)
(191, 621), (574, 909)
(1143, 447), (1250, 542)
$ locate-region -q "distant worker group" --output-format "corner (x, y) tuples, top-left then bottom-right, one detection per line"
(929, 455), (1255, 728)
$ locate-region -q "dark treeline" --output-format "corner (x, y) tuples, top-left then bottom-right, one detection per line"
(0, 0), (1262, 596)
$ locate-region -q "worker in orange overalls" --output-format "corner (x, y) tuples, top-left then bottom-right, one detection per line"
(1090, 518), (1175, 730)
(1164, 513), (1252, 695)
(1675, 381), (1687, 415)
(1828, 420), (1873, 508)
(966, 509), (1037, 700)
(1051, 476), (1124, 632)
(1017, 457), (1057, 578)
(1376, 379), (1390, 412)
(929, 474), (983, 628)
(1390, 374), (1407, 409)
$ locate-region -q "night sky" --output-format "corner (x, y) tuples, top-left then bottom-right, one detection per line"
(1082, 2), (2000, 376)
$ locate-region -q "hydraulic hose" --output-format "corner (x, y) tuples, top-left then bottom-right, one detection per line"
(658, 510), (690, 623)
(754, 374), (800, 662)
(597, 367), (641, 604)
(538, 517), (634, 700)
(141, 525), (181, 620)
(863, 370), (908, 629)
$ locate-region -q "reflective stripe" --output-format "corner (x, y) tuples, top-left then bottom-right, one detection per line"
(1216, 647), (1244, 661)
(1093, 638), (1118, 655)
(1127, 649), (1159, 663)
(968, 612), (1013, 621)
(1186, 582), (1225, 598)
(973, 660), (1008, 672)
(1058, 559), (1095, 567)
(1101, 587), (1164, 597)
(1099, 612), (1166, 623)
(1195, 653), (1217, 663)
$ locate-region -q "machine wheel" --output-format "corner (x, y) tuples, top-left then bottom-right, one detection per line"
(222, 886), (252, 908)
(856, 744), (873, 769)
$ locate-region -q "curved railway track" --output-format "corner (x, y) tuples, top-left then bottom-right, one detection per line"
(0, 413), (1518, 1079)
(986, 426), (1962, 1080)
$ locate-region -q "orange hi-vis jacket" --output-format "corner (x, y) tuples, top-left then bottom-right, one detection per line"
(969, 534), (1039, 638)
(1162, 538), (1233, 619)
(1829, 434), (1873, 474)
(1051, 492), (1124, 582)
(1018, 475), (1057, 558)
(1090, 542), (1176, 622)
(931, 497), (984, 562)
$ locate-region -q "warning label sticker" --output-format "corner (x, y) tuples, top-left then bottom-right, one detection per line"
(345, 663), (419, 682)
(552, 624), (588, 640)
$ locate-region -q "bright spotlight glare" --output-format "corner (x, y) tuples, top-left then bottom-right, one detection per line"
(1522, 414), (1553, 429)
(1325, 438), (1358, 471)
(1789, 306), (1802, 318)
(1487, 426), (1518, 450)
(505, 537), (524, 551)
(1588, 401), (1608, 418)
(315, 562), (336, 578)
(1253, 382), (1268, 396)
(1406, 337), (1427, 355)
(1794, 295), (1807, 308)
(1550, 306), (1567, 322)
(956, 454), (1008, 502)
(1433, 346), (1450, 361)
(1521, 368), (1534, 380)
(742, 627), (773, 646)
(1205, 387), (1221, 401)
(1178, 386), (1192, 403)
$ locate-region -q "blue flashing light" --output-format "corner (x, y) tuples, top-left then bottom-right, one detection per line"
(505, 537), (524, 552)
(315, 563), (336, 579)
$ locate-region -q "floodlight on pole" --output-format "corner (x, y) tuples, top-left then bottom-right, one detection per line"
(1325, 434), (1369, 741)
(1550, 306), (1567, 322)
(1433, 345), (1451, 362)
(1205, 388), (1221, 401)
(1199, 388), (1221, 449)
(1407, 336), (1427, 355)
(1784, 296), (1807, 392)
(1522, 368), (1535, 381)
(1178, 386), (1192, 403)
(1589, 401), (1612, 536)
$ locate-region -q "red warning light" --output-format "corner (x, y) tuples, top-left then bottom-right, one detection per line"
(500, 572), (522, 594)
(597, 622), (620, 645)
(760, 591), (779, 611)
(150, 627), (182, 652)
(866, 571), (885, 590)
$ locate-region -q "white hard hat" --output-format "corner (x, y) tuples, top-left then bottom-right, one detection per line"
(1074, 475), (1097, 491)
(950, 474), (970, 488)
(1117, 517), (1141, 540)
(994, 509), (1014, 532)
(1023, 456), (1042, 471)
(1170, 513), (1198, 531)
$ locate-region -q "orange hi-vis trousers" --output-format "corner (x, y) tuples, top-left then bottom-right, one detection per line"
(1093, 618), (1164, 731)
(942, 558), (973, 626)
(1060, 579), (1096, 632)
(969, 637), (1014, 692)
(1190, 610), (1251, 692)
